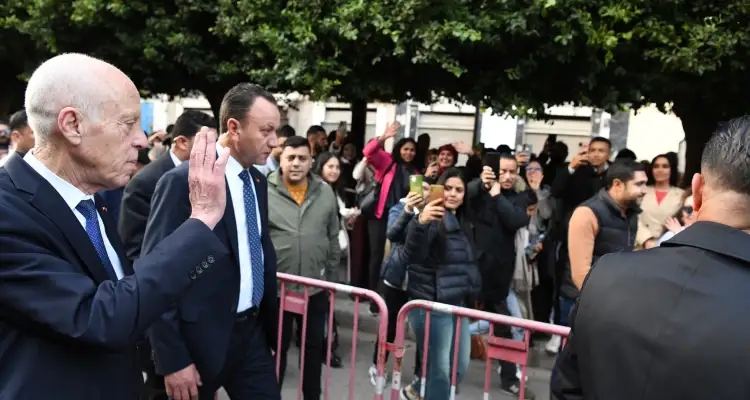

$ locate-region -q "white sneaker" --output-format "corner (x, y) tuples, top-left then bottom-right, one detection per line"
(368, 364), (389, 387)
(368, 365), (378, 386)
(546, 335), (561, 354)
(496, 364), (528, 382)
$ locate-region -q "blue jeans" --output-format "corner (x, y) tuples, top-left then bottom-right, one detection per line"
(408, 308), (470, 400)
(506, 291), (525, 341)
(558, 295), (576, 327)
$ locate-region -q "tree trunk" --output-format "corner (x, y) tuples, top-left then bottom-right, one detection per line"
(673, 103), (720, 188)
(0, 86), (24, 121)
(200, 88), (227, 128)
(350, 99), (367, 153)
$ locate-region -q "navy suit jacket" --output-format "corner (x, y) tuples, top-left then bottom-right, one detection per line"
(142, 162), (279, 379)
(0, 156), (228, 399)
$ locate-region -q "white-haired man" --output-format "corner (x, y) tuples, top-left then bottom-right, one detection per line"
(0, 53), (231, 400)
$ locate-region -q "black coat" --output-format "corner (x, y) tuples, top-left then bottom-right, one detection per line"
(552, 222), (750, 400)
(402, 211), (482, 307)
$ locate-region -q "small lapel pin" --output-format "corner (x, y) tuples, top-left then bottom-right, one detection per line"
(255, 178), (260, 183)
(101, 207), (108, 213)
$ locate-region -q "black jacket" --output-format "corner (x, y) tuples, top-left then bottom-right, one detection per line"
(118, 153), (176, 262)
(550, 164), (607, 241)
(403, 211), (482, 306)
(552, 221), (750, 400)
(468, 180), (530, 302)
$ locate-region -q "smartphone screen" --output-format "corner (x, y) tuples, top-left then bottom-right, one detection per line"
(523, 144), (533, 155)
(428, 185), (444, 203)
(409, 175), (424, 197)
(484, 152), (501, 178)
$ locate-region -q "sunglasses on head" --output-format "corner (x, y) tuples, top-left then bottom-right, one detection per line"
(683, 206), (693, 215)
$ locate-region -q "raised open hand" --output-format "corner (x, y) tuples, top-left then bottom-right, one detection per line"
(188, 127), (231, 230)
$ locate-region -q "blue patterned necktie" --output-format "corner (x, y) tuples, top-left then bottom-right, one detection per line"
(238, 170), (265, 307)
(76, 199), (118, 281)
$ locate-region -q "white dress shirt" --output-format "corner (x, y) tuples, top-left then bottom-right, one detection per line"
(216, 143), (263, 312)
(169, 149), (182, 167)
(23, 152), (125, 280)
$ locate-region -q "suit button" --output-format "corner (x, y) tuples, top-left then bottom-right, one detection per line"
(196, 266), (203, 274)
(201, 261), (208, 268)
(207, 255), (215, 263)
(189, 271), (197, 280)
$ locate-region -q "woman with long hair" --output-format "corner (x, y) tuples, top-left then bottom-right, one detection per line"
(360, 123), (420, 313)
(401, 168), (482, 400)
(637, 154), (685, 248)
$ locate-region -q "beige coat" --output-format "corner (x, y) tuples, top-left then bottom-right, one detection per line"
(636, 186), (685, 246)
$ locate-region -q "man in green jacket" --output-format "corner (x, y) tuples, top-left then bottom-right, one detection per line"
(267, 135), (340, 399)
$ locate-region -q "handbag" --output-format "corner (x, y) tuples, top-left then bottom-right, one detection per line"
(357, 161), (396, 216)
(470, 334), (488, 360)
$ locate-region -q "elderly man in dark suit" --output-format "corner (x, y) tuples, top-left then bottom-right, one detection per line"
(552, 116), (750, 400)
(119, 110), (217, 399)
(142, 83), (281, 400)
(0, 53), (231, 400)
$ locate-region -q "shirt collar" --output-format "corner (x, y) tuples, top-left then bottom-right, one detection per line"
(216, 142), (245, 177)
(169, 149), (182, 167)
(23, 152), (91, 210)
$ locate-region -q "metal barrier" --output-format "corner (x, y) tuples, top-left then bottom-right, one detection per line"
(275, 272), (390, 400)
(389, 300), (571, 400)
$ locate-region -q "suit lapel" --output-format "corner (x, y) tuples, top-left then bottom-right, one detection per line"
(249, 167), (269, 229)
(221, 179), (241, 268)
(95, 194), (133, 276)
(5, 157), (112, 284)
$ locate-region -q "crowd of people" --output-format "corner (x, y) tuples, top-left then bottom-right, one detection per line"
(1, 52), (748, 400)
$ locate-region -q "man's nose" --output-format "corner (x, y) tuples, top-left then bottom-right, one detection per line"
(134, 130), (148, 149)
(268, 134), (279, 148)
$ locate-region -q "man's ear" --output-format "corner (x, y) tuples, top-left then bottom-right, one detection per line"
(57, 107), (83, 146)
(691, 173), (704, 212)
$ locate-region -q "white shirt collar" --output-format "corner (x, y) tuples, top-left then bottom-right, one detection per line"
(23, 152), (91, 209)
(216, 142), (245, 178)
(169, 149), (182, 167)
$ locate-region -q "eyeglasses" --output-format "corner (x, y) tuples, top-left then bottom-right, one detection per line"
(0, 129), (10, 136)
(683, 206), (693, 215)
(525, 167), (542, 172)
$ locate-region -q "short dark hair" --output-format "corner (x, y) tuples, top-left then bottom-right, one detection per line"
(219, 83), (276, 134)
(171, 110), (216, 140)
(166, 124), (175, 134)
(306, 125), (326, 138)
(523, 189), (538, 206)
(590, 136), (612, 148)
(605, 159), (646, 189)
(701, 115), (750, 196)
(277, 124), (296, 138)
(282, 135), (310, 151)
(615, 148), (637, 161)
(9, 109), (28, 132)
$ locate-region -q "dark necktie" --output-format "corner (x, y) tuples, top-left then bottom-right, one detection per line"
(238, 170), (265, 307)
(76, 199), (118, 281)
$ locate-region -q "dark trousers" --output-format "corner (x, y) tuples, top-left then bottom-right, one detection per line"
(197, 309), (280, 399)
(483, 298), (518, 384)
(371, 286), (422, 377)
(367, 217), (388, 293)
(279, 292), (328, 400)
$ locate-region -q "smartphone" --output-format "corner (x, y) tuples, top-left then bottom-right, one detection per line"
(522, 144), (533, 154)
(483, 152), (501, 178)
(338, 121), (348, 133)
(409, 174), (424, 197)
(428, 185), (444, 203)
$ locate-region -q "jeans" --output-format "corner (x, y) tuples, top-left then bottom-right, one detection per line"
(408, 308), (470, 400)
(506, 291), (525, 341)
(558, 295), (576, 327)
(468, 291), (524, 342)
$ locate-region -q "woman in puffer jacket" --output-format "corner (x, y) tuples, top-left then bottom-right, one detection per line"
(366, 176), (431, 395)
(402, 168), (482, 400)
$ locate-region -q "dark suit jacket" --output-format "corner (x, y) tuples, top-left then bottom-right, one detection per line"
(142, 163), (279, 379)
(119, 153), (176, 261)
(0, 156), (228, 400)
(98, 187), (124, 223)
(551, 221), (750, 400)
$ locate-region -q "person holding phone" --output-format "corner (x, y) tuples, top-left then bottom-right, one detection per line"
(402, 168), (482, 400)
